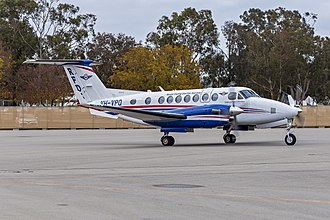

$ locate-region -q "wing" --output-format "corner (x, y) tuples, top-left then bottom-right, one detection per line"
(82, 104), (187, 122)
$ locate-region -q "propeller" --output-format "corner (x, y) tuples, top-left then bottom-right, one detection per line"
(294, 108), (305, 127)
(287, 95), (305, 127)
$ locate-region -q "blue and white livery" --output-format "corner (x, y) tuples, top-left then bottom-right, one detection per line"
(24, 59), (302, 146)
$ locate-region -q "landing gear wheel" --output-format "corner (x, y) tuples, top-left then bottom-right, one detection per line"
(223, 134), (236, 144)
(161, 136), (175, 146)
(285, 133), (296, 146)
(230, 134), (236, 143)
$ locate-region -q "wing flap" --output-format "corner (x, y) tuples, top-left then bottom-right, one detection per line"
(82, 104), (186, 122)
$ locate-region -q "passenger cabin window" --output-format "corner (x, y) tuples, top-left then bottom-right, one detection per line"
(130, 99), (136, 105)
(211, 93), (218, 101)
(175, 95), (182, 103)
(158, 96), (165, 104)
(240, 90), (260, 99)
(202, 93), (209, 102)
(184, 95), (191, 103)
(167, 96), (173, 104)
(192, 94), (199, 102)
(228, 92), (237, 100)
(145, 97), (151, 105)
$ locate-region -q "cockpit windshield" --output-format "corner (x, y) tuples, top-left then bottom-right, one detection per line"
(239, 90), (260, 99)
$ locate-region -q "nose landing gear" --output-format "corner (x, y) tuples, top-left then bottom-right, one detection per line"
(285, 119), (297, 146)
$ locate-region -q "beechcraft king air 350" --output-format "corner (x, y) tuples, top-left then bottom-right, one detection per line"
(24, 59), (302, 146)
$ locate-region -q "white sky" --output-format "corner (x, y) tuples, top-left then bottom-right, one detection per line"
(63, 0), (330, 44)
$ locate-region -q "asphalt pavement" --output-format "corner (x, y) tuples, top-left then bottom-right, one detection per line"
(0, 128), (329, 220)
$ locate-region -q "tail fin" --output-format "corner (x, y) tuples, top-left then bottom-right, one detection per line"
(24, 59), (108, 104)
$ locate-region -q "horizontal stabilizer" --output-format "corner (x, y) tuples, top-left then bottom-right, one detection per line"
(24, 59), (101, 66)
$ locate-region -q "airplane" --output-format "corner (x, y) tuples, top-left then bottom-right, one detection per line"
(24, 59), (302, 146)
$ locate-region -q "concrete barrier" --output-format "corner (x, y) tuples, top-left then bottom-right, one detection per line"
(0, 106), (329, 129)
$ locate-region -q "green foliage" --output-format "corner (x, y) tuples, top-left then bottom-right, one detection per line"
(110, 45), (201, 91)
(87, 33), (137, 86)
(0, 2), (329, 104)
(146, 7), (219, 58)
(0, 0), (37, 66)
(222, 7), (322, 101)
(30, 0), (96, 58)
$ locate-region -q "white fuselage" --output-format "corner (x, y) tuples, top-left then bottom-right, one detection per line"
(90, 86), (300, 128)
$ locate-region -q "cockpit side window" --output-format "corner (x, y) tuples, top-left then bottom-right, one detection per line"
(239, 90), (260, 99)
(238, 93), (244, 99)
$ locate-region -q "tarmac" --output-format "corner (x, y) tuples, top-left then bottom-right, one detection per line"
(0, 128), (329, 220)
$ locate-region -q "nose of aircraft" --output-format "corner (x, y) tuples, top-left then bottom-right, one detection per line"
(286, 105), (302, 119)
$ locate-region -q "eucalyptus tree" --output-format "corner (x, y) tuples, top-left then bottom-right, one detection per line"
(223, 7), (318, 101)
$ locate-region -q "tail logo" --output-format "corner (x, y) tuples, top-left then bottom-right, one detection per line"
(80, 73), (93, 81)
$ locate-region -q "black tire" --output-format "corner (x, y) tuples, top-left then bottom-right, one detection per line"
(161, 136), (175, 146)
(223, 134), (232, 144)
(230, 134), (236, 143)
(285, 134), (296, 146)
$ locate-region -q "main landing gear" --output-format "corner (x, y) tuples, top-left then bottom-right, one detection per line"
(161, 132), (175, 146)
(285, 119), (296, 146)
(223, 133), (236, 144)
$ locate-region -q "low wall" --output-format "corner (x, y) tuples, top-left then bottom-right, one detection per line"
(0, 107), (149, 129)
(0, 106), (329, 129)
(294, 106), (330, 128)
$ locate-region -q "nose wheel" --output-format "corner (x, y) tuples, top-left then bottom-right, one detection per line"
(285, 133), (296, 145)
(285, 119), (297, 146)
(223, 133), (236, 144)
(161, 133), (175, 146)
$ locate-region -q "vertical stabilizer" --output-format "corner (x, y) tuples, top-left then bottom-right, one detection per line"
(24, 59), (108, 104)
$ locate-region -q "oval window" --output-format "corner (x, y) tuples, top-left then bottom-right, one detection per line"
(130, 99), (136, 105)
(145, 97), (151, 104)
(202, 93), (209, 102)
(158, 96), (165, 104)
(175, 95), (182, 103)
(228, 92), (237, 100)
(167, 96), (173, 103)
(192, 94), (199, 102)
(184, 95), (191, 103)
(211, 93), (218, 101)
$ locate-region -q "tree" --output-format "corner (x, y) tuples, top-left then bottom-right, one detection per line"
(200, 51), (228, 88)
(87, 33), (137, 86)
(0, 43), (13, 99)
(0, 0), (96, 104)
(222, 8), (319, 101)
(146, 7), (219, 59)
(110, 45), (201, 91)
(29, 0), (96, 59)
(0, 0), (37, 66)
(16, 65), (71, 105)
(309, 37), (330, 102)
